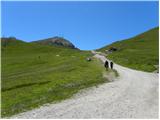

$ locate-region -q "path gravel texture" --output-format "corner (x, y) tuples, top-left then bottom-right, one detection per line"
(11, 51), (159, 119)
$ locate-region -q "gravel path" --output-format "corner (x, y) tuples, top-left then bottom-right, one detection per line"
(11, 52), (159, 119)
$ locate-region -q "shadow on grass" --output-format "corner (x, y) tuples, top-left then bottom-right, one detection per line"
(2, 81), (51, 92)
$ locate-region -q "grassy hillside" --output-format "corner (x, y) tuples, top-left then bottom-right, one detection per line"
(1, 38), (107, 117)
(98, 27), (159, 72)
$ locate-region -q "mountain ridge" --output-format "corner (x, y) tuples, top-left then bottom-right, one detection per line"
(32, 36), (77, 49)
(1, 36), (78, 49)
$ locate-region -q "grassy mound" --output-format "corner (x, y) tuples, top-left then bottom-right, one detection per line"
(1, 39), (106, 117)
(98, 27), (159, 72)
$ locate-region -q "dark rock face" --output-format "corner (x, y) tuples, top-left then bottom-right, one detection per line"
(33, 37), (76, 49)
(109, 47), (118, 52)
(105, 47), (118, 54)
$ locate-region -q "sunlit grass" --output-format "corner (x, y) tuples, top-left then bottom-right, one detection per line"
(2, 41), (107, 117)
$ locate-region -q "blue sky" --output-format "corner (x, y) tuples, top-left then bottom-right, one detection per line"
(1, 1), (159, 50)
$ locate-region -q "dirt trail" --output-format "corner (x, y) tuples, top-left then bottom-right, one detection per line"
(11, 51), (159, 118)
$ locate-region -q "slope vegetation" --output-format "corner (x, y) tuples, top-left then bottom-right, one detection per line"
(1, 38), (106, 117)
(98, 27), (159, 72)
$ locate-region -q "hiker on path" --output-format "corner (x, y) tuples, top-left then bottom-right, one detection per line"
(104, 60), (109, 70)
(110, 61), (113, 69)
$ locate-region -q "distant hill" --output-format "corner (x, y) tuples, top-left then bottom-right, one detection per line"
(98, 27), (159, 72)
(32, 36), (76, 49)
(1, 37), (26, 47)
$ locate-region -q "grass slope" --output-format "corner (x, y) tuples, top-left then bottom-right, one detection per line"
(2, 39), (107, 117)
(98, 27), (159, 72)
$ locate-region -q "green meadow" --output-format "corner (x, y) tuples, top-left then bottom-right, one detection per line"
(1, 27), (158, 117)
(1, 39), (107, 117)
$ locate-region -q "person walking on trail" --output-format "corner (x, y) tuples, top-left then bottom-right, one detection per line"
(104, 60), (109, 70)
(110, 61), (113, 69)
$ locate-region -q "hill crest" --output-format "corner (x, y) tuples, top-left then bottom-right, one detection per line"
(32, 36), (76, 49)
